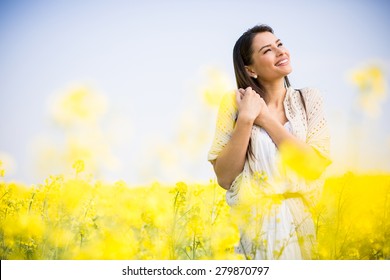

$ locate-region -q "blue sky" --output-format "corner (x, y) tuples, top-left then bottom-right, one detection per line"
(1, 0), (389, 184)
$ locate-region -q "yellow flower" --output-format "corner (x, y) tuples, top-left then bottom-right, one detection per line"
(0, 152), (17, 177)
(49, 85), (107, 125)
(278, 140), (331, 180)
(72, 159), (85, 174)
(201, 68), (234, 107)
(1, 169), (389, 260)
(350, 65), (387, 118)
(0, 160), (4, 177)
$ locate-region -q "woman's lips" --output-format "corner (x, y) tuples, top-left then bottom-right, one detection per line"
(275, 59), (289, 66)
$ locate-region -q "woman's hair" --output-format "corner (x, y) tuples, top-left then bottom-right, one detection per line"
(232, 24), (290, 97)
(233, 24), (291, 162)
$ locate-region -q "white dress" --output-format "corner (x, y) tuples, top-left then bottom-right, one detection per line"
(235, 122), (303, 259)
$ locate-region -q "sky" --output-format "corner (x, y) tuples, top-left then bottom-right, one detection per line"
(0, 0), (389, 185)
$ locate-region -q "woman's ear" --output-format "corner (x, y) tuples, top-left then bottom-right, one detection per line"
(244, 66), (258, 79)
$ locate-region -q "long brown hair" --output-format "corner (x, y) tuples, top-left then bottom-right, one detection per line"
(232, 24), (290, 162)
(233, 24), (290, 97)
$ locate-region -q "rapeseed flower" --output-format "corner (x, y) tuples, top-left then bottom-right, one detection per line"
(201, 68), (234, 107)
(0, 169), (389, 260)
(350, 65), (387, 118)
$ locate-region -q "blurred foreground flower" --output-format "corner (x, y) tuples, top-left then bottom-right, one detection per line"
(279, 141), (331, 180)
(0, 161), (4, 177)
(136, 68), (231, 183)
(49, 85), (107, 126)
(0, 171), (388, 260)
(72, 159), (85, 175)
(201, 68), (234, 107)
(0, 171), (240, 260)
(33, 85), (124, 179)
(0, 152), (17, 177)
(350, 65), (387, 118)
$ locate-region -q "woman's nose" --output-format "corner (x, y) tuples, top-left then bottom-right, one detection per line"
(275, 47), (284, 56)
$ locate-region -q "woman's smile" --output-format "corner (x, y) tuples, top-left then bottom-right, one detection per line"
(275, 58), (289, 67)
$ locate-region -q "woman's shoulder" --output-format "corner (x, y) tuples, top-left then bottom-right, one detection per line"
(218, 91), (238, 112)
(298, 87), (322, 99)
(296, 87), (324, 104)
(220, 91), (237, 104)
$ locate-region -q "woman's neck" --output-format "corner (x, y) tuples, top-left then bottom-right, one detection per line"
(261, 79), (287, 108)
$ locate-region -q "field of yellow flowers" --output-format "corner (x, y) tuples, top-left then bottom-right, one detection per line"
(0, 160), (389, 260)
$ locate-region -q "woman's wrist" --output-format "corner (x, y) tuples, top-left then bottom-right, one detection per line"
(254, 112), (273, 128)
(237, 112), (256, 126)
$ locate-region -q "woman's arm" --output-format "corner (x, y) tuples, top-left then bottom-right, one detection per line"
(213, 87), (262, 190)
(256, 115), (304, 148)
(254, 97), (330, 179)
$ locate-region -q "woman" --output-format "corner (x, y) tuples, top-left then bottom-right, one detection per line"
(208, 25), (331, 259)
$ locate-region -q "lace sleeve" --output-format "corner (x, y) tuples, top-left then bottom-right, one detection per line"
(288, 88), (332, 206)
(301, 88), (331, 164)
(207, 93), (238, 163)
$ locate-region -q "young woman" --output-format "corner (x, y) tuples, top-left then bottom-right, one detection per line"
(208, 25), (331, 259)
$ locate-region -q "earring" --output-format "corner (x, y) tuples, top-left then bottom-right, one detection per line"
(253, 75), (258, 79)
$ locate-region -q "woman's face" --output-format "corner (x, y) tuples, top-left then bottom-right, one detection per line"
(246, 31), (292, 83)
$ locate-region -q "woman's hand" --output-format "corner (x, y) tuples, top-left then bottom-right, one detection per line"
(213, 87), (262, 190)
(253, 98), (271, 127)
(236, 87), (271, 126)
(235, 87), (263, 124)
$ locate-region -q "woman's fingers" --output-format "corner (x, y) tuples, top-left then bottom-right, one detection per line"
(235, 90), (242, 105)
(238, 87), (261, 99)
(244, 87), (253, 95)
(238, 88), (245, 99)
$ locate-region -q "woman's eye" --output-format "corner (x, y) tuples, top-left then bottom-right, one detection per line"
(264, 49), (271, 54)
(278, 43), (283, 47)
